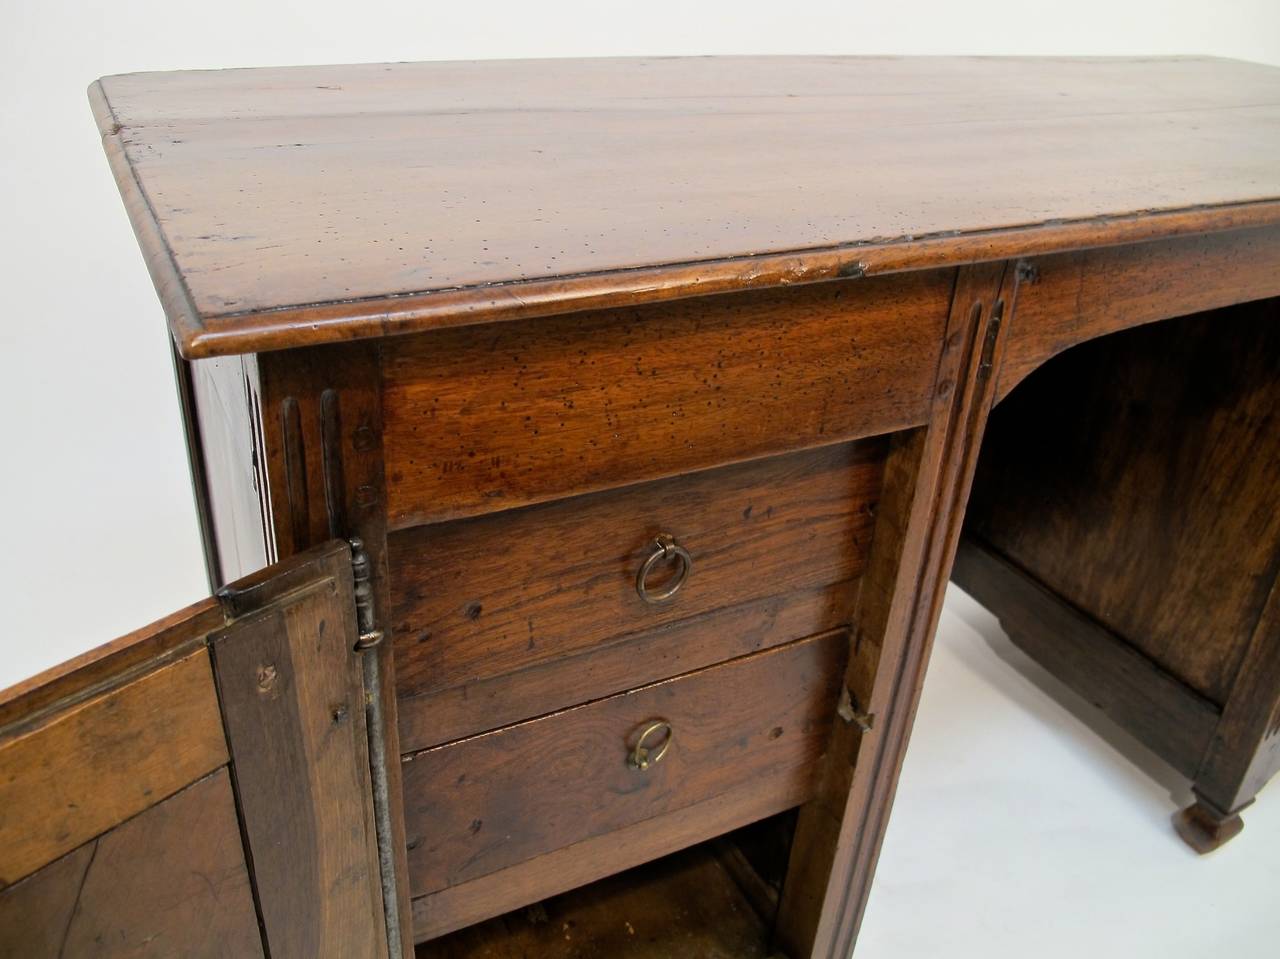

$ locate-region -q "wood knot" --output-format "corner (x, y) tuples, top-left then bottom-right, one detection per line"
(256, 663), (278, 693)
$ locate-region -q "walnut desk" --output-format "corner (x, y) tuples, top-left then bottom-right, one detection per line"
(3, 56), (1280, 958)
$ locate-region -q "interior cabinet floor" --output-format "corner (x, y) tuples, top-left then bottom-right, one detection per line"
(420, 844), (778, 958)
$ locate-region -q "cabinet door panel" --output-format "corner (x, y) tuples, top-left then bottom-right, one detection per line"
(212, 540), (389, 959)
(0, 539), (396, 959)
(0, 769), (263, 958)
(0, 649), (227, 886)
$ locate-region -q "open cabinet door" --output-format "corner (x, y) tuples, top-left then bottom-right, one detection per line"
(0, 540), (395, 958)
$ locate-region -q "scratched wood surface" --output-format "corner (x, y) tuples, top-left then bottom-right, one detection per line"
(412, 775), (809, 942)
(212, 540), (388, 959)
(0, 649), (228, 887)
(381, 273), (947, 525)
(402, 632), (845, 900)
(90, 57), (1280, 356)
(997, 224), (1280, 401)
(390, 439), (880, 749)
(0, 770), (263, 958)
(970, 300), (1280, 706)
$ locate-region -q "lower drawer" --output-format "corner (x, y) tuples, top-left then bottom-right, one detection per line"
(401, 630), (846, 906)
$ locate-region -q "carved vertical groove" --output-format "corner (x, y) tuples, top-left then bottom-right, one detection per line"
(828, 265), (1019, 956)
(280, 396), (310, 551)
(321, 388), (347, 539)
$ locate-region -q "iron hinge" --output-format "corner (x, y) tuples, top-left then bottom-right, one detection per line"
(348, 537), (385, 651)
(345, 537), (404, 957)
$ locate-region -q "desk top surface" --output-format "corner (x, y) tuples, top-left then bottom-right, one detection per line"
(91, 56), (1280, 357)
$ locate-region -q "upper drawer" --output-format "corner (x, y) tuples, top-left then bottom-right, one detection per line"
(390, 439), (883, 752)
(381, 271), (952, 527)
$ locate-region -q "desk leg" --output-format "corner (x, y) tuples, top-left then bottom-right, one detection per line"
(1180, 570), (1280, 853)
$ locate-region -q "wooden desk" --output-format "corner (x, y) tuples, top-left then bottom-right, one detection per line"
(2, 56), (1279, 957)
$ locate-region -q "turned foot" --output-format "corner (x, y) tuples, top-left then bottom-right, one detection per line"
(1173, 800), (1245, 854)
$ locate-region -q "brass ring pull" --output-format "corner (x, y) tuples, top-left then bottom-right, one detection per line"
(629, 720), (673, 771)
(635, 534), (692, 605)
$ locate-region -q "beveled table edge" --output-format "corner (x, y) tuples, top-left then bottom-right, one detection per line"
(89, 78), (1280, 360)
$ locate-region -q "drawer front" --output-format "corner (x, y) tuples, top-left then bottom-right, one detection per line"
(381, 271), (952, 527)
(401, 630), (846, 898)
(391, 439), (882, 751)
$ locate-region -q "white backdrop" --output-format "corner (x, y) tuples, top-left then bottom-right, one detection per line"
(2, 5), (1279, 956)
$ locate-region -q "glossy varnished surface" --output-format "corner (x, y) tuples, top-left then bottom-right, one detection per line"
(92, 56), (1280, 355)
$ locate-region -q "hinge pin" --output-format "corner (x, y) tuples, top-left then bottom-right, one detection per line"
(348, 537), (383, 652)
(355, 628), (385, 651)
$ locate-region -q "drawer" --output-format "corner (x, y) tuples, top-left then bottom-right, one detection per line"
(391, 439), (884, 751)
(381, 270), (952, 527)
(401, 630), (846, 901)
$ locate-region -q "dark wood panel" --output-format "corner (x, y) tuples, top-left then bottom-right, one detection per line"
(422, 844), (773, 959)
(390, 439), (881, 743)
(382, 273), (948, 525)
(970, 299), (1280, 704)
(718, 811), (796, 915)
(0, 649), (228, 887)
(999, 225), (1280, 400)
(90, 58), (1280, 356)
(402, 632), (845, 900)
(0, 843), (92, 956)
(399, 585), (853, 754)
(211, 540), (387, 959)
(1192, 569), (1280, 815)
(952, 537), (1221, 779)
(0, 769), (263, 958)
(413, 769), (811, 943)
